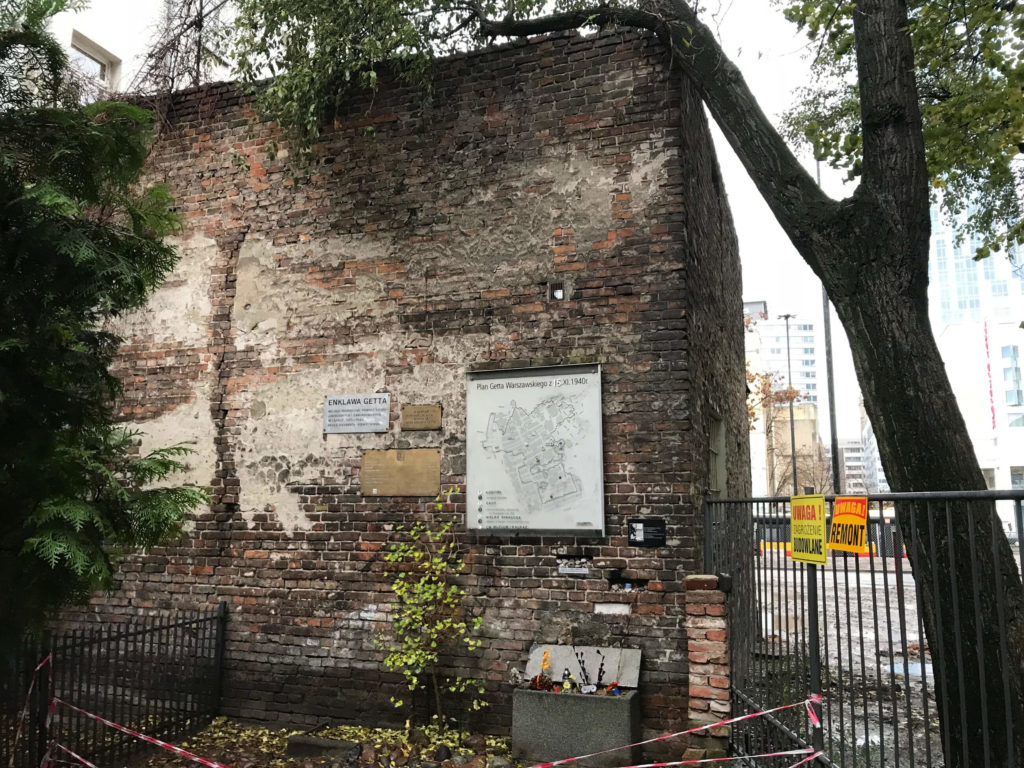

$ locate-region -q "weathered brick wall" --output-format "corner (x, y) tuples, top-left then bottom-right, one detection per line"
(64, 30), (747, 747)
(682, 575), (731, 761)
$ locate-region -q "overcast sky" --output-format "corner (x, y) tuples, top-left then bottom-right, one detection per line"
(708, 3), (864, 441)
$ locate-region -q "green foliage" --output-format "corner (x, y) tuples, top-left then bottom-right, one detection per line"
(779, 0), (1024, 256)
(227, 0), (548, 148)
(0, 1), (206, 655)
(378, 488), (485, 721)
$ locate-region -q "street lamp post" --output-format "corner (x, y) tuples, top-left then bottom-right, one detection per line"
(780, 312), (824, 753)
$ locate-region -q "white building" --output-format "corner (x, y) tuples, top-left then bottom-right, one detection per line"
(48, 1), (167, 94)
(838, 438), (867, 494)
(48, 1), (231, 97)
(928, 209), (1024, 505)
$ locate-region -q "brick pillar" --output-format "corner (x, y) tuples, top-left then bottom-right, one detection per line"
(682, 574), (730, 760)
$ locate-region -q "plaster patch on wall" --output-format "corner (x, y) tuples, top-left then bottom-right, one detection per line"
(629, 147), (672, 205)
(236, 360), (387, 529)
(233, 236), (393, 360)
(108, 234), (217, 346)
(234, 332), (501, 528)
(409, 150), (668, 282)
(132, 380), (216, 535)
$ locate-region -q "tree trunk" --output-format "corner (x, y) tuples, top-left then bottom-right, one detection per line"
(825, 234), (1024, 766)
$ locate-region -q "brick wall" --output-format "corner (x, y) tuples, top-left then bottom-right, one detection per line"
(64, 30), (748, 747)
(683, 574), (730, 760)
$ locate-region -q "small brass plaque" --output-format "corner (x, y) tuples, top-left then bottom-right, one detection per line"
(361, 449), (441, 497)
(401, 404), (442, 431)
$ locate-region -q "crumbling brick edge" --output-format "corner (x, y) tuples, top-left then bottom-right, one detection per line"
(682, 574), (730, 760)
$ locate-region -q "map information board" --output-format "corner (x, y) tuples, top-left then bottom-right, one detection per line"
(466, 365), (604, 534)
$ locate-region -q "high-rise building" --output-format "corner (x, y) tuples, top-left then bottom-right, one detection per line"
(929, 208), (1024, 326)
(838, 438), (867, 494)
(743, 301), (821, 405)
(745, 303), (823, 405)
(927, 208), (1024, 521)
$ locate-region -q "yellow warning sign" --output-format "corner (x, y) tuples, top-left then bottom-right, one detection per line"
(790, 494), (826, 565)
(828, 496), (868, 554)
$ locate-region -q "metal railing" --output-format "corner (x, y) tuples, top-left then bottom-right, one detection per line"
(705, 491), (1024, 768)
(1, 605), (227, 768)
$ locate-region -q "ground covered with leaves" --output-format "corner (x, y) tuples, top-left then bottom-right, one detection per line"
(141, 718), (513, 768)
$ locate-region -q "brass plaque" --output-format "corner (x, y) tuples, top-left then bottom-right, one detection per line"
(401, 404), (442, 431)
(361, 449), (441, 497)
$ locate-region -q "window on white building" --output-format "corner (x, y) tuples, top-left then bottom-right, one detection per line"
(68, 32), (121, 98)
(1012, 467), (1024, 489)
(1010, 414), (1024, 428)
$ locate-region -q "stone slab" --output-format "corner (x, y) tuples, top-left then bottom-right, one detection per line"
(525, 645), (641, 689)
(286, 734), (362, 761)
(511, 689), (640, 768)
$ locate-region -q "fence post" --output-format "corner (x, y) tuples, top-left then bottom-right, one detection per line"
(703, 501), (713, 574)
(807, 564), (824, 755)
(212, 602), (227, 714)
(1015, 500), (1023, 574)
(34, 633), (51, 768)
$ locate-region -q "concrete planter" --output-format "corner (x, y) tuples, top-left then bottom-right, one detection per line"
(510, 689), (640, 768)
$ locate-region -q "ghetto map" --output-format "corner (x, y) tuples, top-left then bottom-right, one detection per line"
(466, 366), (604, 532)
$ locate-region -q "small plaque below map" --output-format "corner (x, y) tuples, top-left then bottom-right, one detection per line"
(402, 404), (442, 431)
(361, 449), (441, 497)
(628, 519), (667, 548)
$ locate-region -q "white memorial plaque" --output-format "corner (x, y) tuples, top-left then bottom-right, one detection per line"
(466, 364), (604, 533)
(323, 393), (391, 433)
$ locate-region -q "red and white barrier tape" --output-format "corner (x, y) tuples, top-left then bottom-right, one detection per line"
(602, 747), (814, 768)
(13, 650), (820, 768)
(525, 695), (823, 768)
(786, 752), (824, 767)
(53, 699), (232, 768)
(51, 744), (98, 768)
(8, 654), (53, 768)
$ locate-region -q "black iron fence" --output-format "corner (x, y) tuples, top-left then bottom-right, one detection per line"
(705, 491), (1024, 768)
(1, 605), (227, 768)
